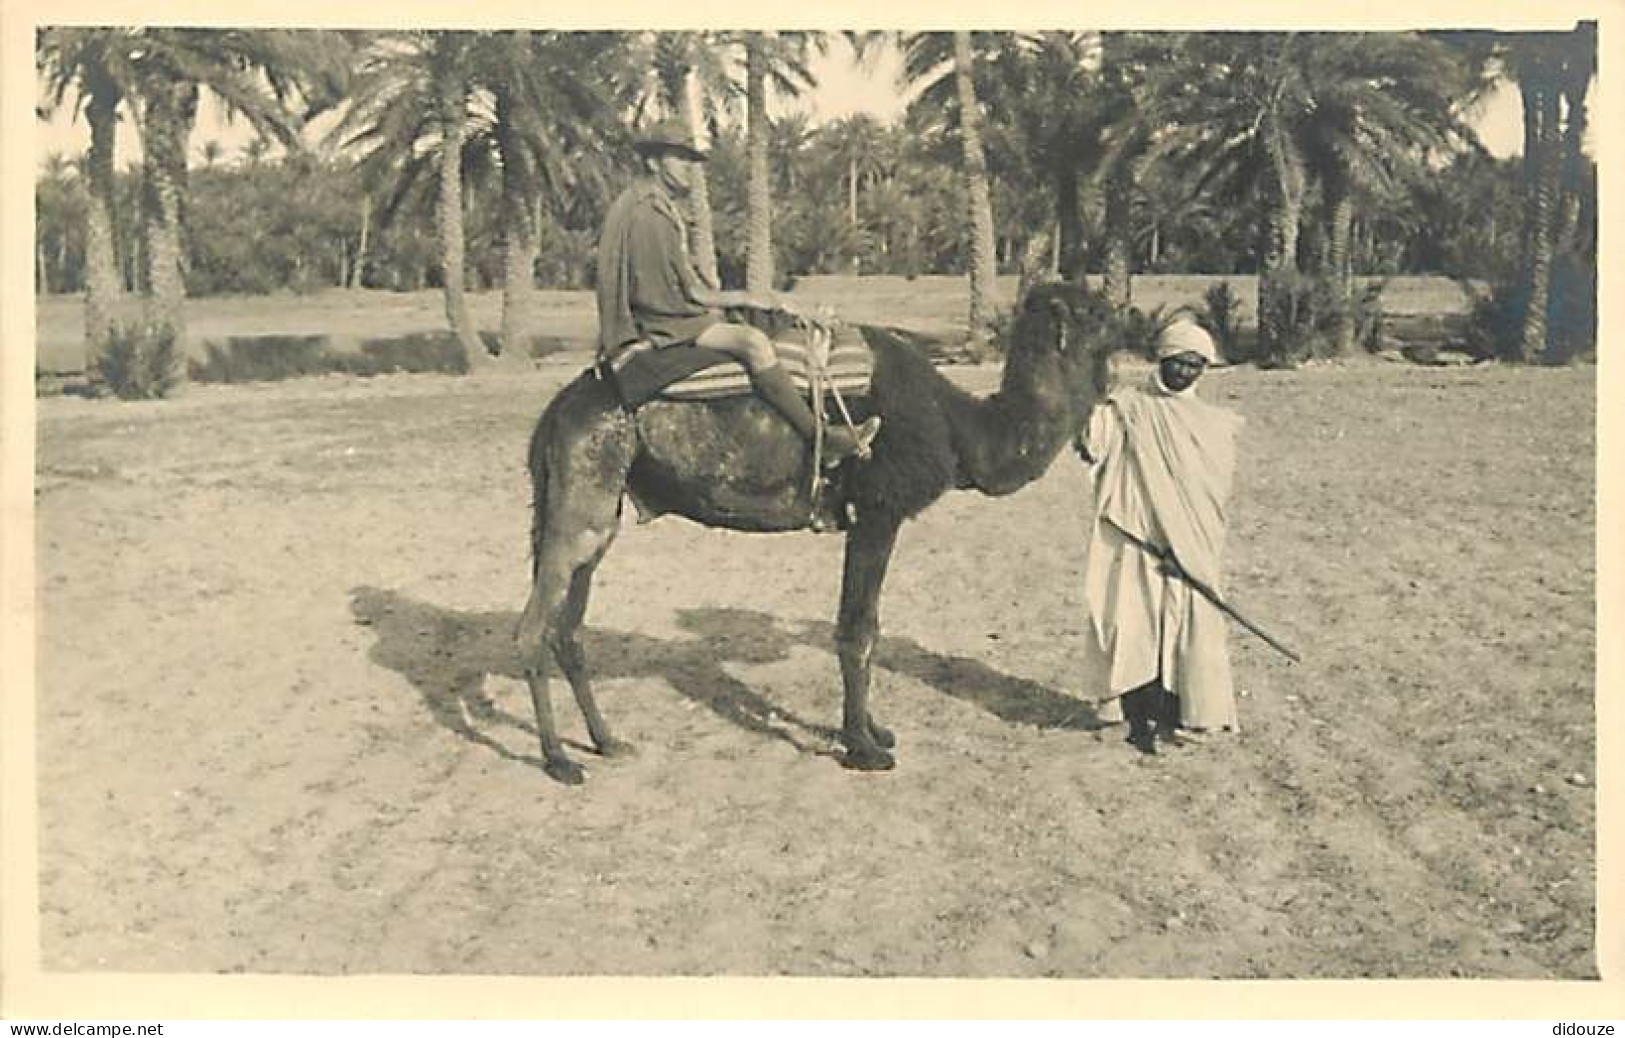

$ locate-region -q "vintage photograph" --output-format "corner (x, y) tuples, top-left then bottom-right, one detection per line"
(9, 8), (1609, 1010)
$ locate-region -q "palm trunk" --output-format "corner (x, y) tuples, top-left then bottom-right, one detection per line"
(848, 155), (862, 275)
(496, 37), (538, 366)
(123, 182), (142, 293)
(1257, 116), (1306, 364)
(1516, 73), (1540, 291)
(1055, 163), (1083, 282)
(953, 31), (998, 345)
(675, 68), (721, 290)
(501, 217), (538, 365)
(1556, 58), (1592, 257)
(1324, 180), (1356, 355)
(1102, 168), (1133, 310)
(351, 194), (371, 289)
(744, 35), (775, 294)
(436, 71), (485, 369)
(82, 90), (124, 372)
(848, 157), (860, 229)
(1099, 34), (1138, 309)
(138, 78), (196, 395)
(1519, 78), (1561, 363)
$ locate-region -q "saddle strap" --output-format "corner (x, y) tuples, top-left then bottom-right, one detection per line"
(806, 320), (829, 493)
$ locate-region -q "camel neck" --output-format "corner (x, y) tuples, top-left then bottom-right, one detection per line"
(956, 349), (1075, 496)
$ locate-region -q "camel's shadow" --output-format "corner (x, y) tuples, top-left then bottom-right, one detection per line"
(349, 586), (1108, 770)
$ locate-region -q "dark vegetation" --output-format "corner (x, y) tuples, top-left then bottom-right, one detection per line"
(35, 25), (1597, 394)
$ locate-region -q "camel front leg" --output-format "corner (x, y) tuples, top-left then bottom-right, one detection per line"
(836, 517), (901, 771)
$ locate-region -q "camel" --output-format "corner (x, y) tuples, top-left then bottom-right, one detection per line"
(515, 281), (1115, 784)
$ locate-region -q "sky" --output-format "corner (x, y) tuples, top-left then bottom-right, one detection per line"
(34, 34), (1526, 173)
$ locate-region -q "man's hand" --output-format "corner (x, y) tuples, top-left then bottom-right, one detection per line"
(708, 289), (772, 311)
(718, 290), (798, 315)
(766, 293), (802, 318)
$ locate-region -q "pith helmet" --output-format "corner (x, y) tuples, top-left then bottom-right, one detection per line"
(632, 120), (707, 162)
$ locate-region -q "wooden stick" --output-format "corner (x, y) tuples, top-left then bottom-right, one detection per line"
(1106, 519), (1302, 665)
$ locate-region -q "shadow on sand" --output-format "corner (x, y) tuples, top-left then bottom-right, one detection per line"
(349, 587), (1109, 771)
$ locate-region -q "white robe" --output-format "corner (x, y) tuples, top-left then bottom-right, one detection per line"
(1079, 374), (1243, 730)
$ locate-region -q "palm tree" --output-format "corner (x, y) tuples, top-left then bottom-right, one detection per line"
(1129, 165), (1223, 272)
(983, 32), (1105, 282)
(335, 30), (487, 368)
(1516, 24), (1594, 361)
(351, 191), (372, 290)
(1493, 29), (1587, 362)
(1554, 22), (1595, 258)
(36, 28), (140, 371)
(856, 129), (923, 273)
(952, 32), (998, 345)
(1294, 32), (1474, 353)
(429, 32), (483, 365)
(1434, 24), (1594, 362)
(126, 28), (344, 389)
(825, 114), (885, 231)
(742, 35), (775, 294)
(1095, 32), (1176, 310)
(1133, 32), (1472, 362)
(35, 153), (85, 295)
(646, 31), (737, 290)
(486, 30), (539, 361)
(731, 31), (825, 293)
(901, 31), (1000, 346)
(472, 30), (627, 362)
(768, 111), (817, 199)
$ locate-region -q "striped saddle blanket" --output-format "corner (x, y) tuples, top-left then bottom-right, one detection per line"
(604, 320), (873, 408)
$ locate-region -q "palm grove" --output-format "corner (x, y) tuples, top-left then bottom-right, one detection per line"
(36, 26), (1597, 397)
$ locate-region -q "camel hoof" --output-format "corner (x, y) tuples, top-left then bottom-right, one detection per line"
(868, 719), (897, 750)
(594, 737), (636, 759)
(841, 741), (896, 772)
(1126, 729), (1158, 756)
(543, 756), (586, 785)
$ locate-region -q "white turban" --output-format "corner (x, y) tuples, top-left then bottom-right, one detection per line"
(1156, 319), (1218, 363)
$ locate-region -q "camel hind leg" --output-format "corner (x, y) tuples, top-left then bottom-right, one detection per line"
(517, 520), (621, 785)
(515, 389), (634, 785)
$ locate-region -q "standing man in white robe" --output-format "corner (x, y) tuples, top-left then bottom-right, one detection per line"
(1075, 319), (1244, 752)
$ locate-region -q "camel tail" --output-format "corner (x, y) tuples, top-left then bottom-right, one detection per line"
(525, 404), (556, 578)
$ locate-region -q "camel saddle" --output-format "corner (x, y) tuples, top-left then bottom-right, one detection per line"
(597, 318), (873, 409)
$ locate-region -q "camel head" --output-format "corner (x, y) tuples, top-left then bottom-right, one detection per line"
(1003, 280), (1115, 427)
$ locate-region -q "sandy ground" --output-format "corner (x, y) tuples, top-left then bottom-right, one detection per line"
(32, 354), (1596, 978)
